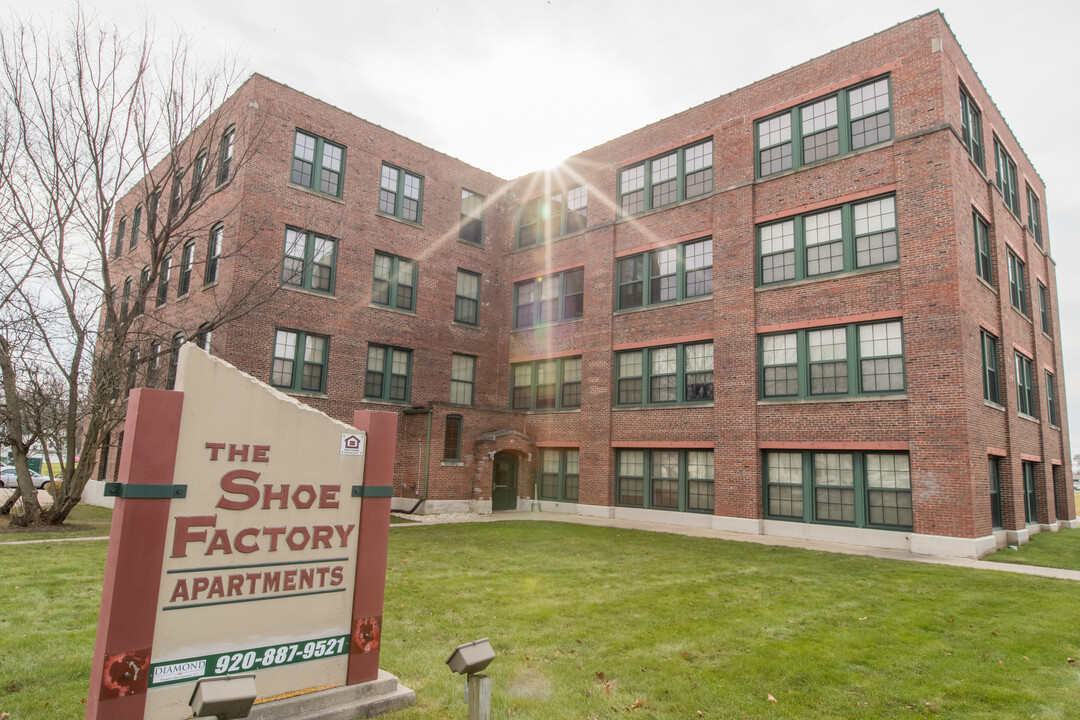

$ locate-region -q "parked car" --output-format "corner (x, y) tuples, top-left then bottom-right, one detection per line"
(0, 467), (53, 490)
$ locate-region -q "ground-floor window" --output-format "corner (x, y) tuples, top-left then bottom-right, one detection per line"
(616, 448), (714, 513)
(1022, 461), (1038, 524)
(538, 448), (579, 502)
(989, 457), (1002, 530)
(763, 450), (912, 529)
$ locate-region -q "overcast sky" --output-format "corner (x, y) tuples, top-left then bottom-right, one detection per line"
(11, 0), (1080, 455)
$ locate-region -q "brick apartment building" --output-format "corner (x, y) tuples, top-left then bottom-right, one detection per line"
(97, 11), (1075, 558)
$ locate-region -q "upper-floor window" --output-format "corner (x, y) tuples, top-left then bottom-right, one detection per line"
(372, 252), (416, 311)
(616, 342), (713, 406)
(146, 340), (161, 388)
(511, 356), (581, 411)
(217, 126), (235, 186)
(178, 240), (194, 297)
(156, 255), (171, 308)
(1026, 185), (1042, 247)
(981, 330), (1000, 405)
(959, 87), (984, 170)
(1046, 371), (1059, 426)
(460, 189), (484, 245)
(994, 138), (1020, 217)
(291, 130), (345, 197)
(1006, 249), (1027, 315)
(378, 163), (422, 223)
(130, 205), (142, 249)
(618, 139), (712, 216)
(365, 344), (411, 403)
(283, 228), (336, 295)
(191, 151), (207, 202)
(617, 237), (712, 310)
(205, 224), (222, 285)
(114, 217), (126, 259)
(166, 332), (184, 390)
(513, 268), (583, 329)
(759, 196), (897, 285)
(272, 329), (328, 394)
(757, 76), (891, 177)
(196, 323), (212, 352)
(1015, 352), (1035, 418)
(517, 185), (588, 247)
(973, 210), (992, 285)
(171, 173), (184, 215)
(454, 270), (480, 325)
(450, 354), (475, 405)
(1037, 281), (1050, 335)
(120, 277), (132, 322)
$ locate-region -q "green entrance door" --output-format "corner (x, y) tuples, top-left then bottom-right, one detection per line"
(492, 455), (518, 511)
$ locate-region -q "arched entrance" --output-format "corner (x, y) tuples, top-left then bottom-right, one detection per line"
(492, 452), (519, 511)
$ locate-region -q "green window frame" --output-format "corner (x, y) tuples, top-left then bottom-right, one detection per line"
(454, 270), (480, 325)
(756, 76), (892, 178)
(760, 320), (905, 399)
(763, 450), (913, 529)
(981, 330), (1000, 405)
(1026, 184), (1042, 247)
(137, 266), (150, 316)
(217, 126), (234, 187)
(130, 205), (142, 249)
(178, 240), (194, 297)
(372, 252), (416, 311)
(615, 342), (713, 406)
(1007, 249), (1027, 315)
(513, 268), (583, 328)
(618, 139), (712, 216)
(171, 172), (184, 215)
(156, 255), (171, 308)
(114, 217), (126, 259)
(460, 189), (484, 245)
(205, 224), (222, 285)
(443, 415), (462, 462)
(364, 344), (412, 403)
(973, 210), (992, 285)
(290, 129), (345, 197)
(988, 457), (1002, 530)
(517, 185), (589, 247)
(1022, 461), (1038, 524)
(758, 195), (897, 285)
(994, 138), (1021, 216)
(1037, 281), (1050, 335)
(120, 277), (131, 322)
(1015, 352), (1035, 417)
(282, 227), (337, 294)
(510, 356), (581, 411)
(271, 329), (328, 394)
(616, 237), (713, 309)
(450, 354), (475, 406)
(538, 448), (580, 502)
(959, 87), (984, 170)
(191, 150), (207, 202)
(615, 449), (714, 513)
(1045, 371), (1059, 426)
(378, 163), (423, 223)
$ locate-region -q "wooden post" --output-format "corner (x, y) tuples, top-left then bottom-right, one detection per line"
(467, 673), (491, 720)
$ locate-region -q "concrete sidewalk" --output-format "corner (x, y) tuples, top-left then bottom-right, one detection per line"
(392, 510), (1080, 582)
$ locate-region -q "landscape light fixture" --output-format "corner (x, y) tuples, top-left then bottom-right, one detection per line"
(188, 673), (257, 719)
(446, 638), (495, 718)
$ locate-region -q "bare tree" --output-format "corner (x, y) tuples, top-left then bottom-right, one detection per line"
(0, 6), (276, 525)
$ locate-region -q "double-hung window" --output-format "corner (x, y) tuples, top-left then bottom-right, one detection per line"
(454, 270), (480, 325)
(365, 344), (411, 402)
(618, 139), (712, 216)
(290, 130), (345, 197)
(282, 228), (336, 294)
(616, 448), (714, 513)
(167, 333), (184, 390)
(1022, 461), (1038, 524)
(1015, 352), (1035, 417)
(1026, 185), (1042, 247)
(171, 173), (184, 215)
(759, 196), (897, 285)
(130, 205), (142, 249)
(617, 237), (712, 309)
(114, 217), (126, 258)
(378, 163), (423, 223)
(177, 240), (194, 297)
(372, 252), (416, 311)
(513, 268), (583, 328)
(764, 450), (912, 529)
(511, 356), (581, 411)
(1007, 249), (1027, 315)
(756, 76), (891, 177)
(988, 457), (1002, 530)
(450, 354), (475, 405)
(981, 331), (1000, 405)
(218, 126), (235, 186)
(1037, 281), (1050, 335)
(616, 342), (713, 406)
(973, 211), (992, 285)
(191, 151), (207, 202)
(460, 189), (484, 245)
(156, 256), (171, 307)
(120, 278), (132, 322)
(539, 448), (580, 502)
(271, 329), (328, 394)
(1046, 371), (1059, 426)
(137, 267), (150, 315)
(959, 87), (984, 170)
(760, 320), (905, 399)
(994, 139), (1021, 216)
(146, 340), (161, 388)
(205, 224), (222, 285)
(517, 186), (589, 247)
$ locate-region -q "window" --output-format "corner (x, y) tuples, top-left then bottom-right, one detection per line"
(365, 345), (411, 402)
(114, 217), (126, 259)
(760, 320), (905, 398)
(291, 130), (344, 197)
(1015, 352), (1035, 417)
(1037, 281), (1050, 335)
(764, 450), (912, 529)
(205, 224), (222, 285)
(120, 278), (132, 322)
(127, 348), (139, 392)
(271, 329), (328, 394)
(1022, 461), (1037, 524)
(371, 252), (416, 311)
(617, 237), (712, 309)
(454, 270), (480, 325)
(513, 268), (583, 328)
(97, 433), (110, 481)
(618, 139), (712, 215)
(443, 415), (462, 462)
(616, 342), (713, 406)
(459, 189), (484, 244)
(217, 126), (234, 186)
(757, 76), (891, 177)
(282, 228), (336, 294)
(973, 211), (992, 285)
(130, 205), (142, 249)
(517, 185), (588, 247)
(616, 449), (714, 513)
(191, 151), (207, 202)
(171, 173), (184, 215)
(959, 87), (984, 170)
(137, 266), (150, 315)
(146, 340), (161, 387)
(510, 356), (581, 411)
(758, 195), (897, 285)
(178, 241), (194, 297)
(147, 189), (161, 238)
(989, 457), (1002, 530)
(166, 333), (184, 390)
(994, 139), (1020, 216)
(196, 323), (212, 352)
(1026, 185), (1042, 247)
(156, 256), (171, 308)
(1007, 250), (1027, 315)
(538, 448), (580, 502)
(981, 330), (1000, 405)
(1046, 371), (1059, 426)
(450, 354), (475, 405)
(378, 163), (422, 223)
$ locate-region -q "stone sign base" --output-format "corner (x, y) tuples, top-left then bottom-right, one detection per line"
(247, 671), (414, 719)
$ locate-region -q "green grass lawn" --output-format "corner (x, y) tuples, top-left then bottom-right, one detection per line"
(4, 521), (1079, 719)
(983, 524), (1080, 572)
(0, 503), (113, 543)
